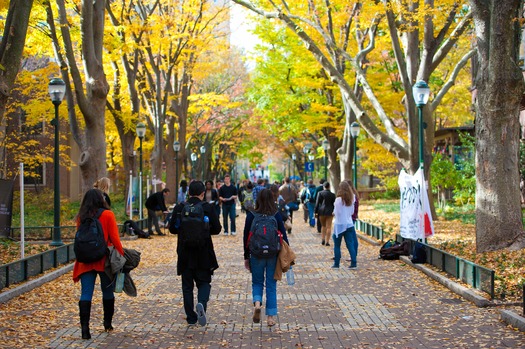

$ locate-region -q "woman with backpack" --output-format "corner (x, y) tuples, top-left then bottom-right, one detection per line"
(73, 189), (124, 339)
(331, 181), (357, 269)
(243, 189), (289, 327)
(177, 180), (189, 204)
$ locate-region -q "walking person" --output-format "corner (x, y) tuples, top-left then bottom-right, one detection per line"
(145, 188), (170, 236)
(331, 181), (357, 269)
(93, 177), (111, 207)
(218, 174), (238, 235)
(177, 180), (188, 204)
(243, 189), (289, 327)
(205, 180), (220, 218)
(314, 179), (325, 233)
(73, 189), (124, 339)
(315, 182), (336, 246)
(301, 179), (317, 227)
(169, 181), (221, 326)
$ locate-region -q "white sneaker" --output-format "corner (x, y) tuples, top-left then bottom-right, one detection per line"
(231, 231), (237, 236)
(224, 231), (229, 236)
(196, 303), (207, 326)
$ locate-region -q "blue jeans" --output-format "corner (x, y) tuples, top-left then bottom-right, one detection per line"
(181, 268), (212, 324)
(332, 227), (358, 267)
(250, 256), (278, 316)
(79, 271), (114, 301)
(306, 202), (316, 226)
(222, 204), (236, 233)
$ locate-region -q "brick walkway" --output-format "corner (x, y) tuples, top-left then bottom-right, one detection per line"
(3, 210), (525, 348)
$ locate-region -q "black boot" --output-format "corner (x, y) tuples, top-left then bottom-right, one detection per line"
(103, 298), (115, 331)
(78, 301), (91, 339)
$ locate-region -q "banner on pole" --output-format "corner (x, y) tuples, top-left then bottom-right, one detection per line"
(0, 179), (14, 238)
(398, 168), (434, 240)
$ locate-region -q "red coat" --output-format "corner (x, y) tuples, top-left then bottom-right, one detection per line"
(73, 210), (124, 282)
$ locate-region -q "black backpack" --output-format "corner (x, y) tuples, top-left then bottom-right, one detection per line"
(411, 240), (427, 264)
(180, 202), (210, 248)
(247, 212), (281, 258)
(74, 208), (107, 263)
(123, 220), (150, 239)
(379, 240), (409, 260)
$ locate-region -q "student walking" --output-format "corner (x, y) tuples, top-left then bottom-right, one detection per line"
(93, 177), (112, 207)
(73, 189), (124, 339)
(243, 189), (289, 327)
(315, 182), (336, 246)
(218, 174), (238, 235)
(169, 181), (222, 326)
(331, 181), (357, 269)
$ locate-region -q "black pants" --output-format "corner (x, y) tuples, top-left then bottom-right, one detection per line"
(181, 268), (212, 324)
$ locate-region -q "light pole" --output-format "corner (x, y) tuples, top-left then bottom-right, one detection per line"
(48, 78), (66, 247)
(412, 80), (430, 170)
(302, 146), (308, 183)
(214, 153), (219, 178)
(350, 122), (361, 188)
(136, 122), (146, 220)
(322, 140), (329, 182)
(292, 153), (296, 180)
(191, 152), (197, 179)
(173, 140), (181, 202)
(200, 145), (206, 180)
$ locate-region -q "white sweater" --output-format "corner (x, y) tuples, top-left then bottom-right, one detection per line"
(333, 197), (355, 237)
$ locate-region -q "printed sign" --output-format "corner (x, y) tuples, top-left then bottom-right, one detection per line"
(398, 168), (434, 240)
(305, 162), (314, 172)
(0, 179), (14, 237)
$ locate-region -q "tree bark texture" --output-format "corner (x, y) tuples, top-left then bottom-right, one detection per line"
(471, 0), (525, 251)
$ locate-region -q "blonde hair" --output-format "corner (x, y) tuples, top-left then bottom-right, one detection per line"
(344, 179), (359, 200)
(94, 177), (111, 194)
(337, 181), (354, 207)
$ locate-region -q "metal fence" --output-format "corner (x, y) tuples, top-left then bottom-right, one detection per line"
(395, 234), (495, 299)
(0, 243), (75, 291)
(355, 219), (384, 242)
(1, 219), (148, 292)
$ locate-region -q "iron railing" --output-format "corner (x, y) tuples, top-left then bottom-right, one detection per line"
(355, 219), (384, 242)
(395, 234), (495, 299)
(1, 219), (148, 291)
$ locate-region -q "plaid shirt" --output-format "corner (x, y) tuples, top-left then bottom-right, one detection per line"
(252, 185), (266, 203)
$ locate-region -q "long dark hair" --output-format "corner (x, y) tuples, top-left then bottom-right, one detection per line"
(77, 189), (109, 222)
(254, 189), (277, 215)
(337, 181), (354, 207)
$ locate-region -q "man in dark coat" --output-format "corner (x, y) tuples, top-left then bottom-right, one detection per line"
(145, 188), (170, 235)
(169, 181), (221, 326)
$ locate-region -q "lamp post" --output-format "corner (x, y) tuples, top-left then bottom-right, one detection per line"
(48, 78), (66, 247)
(200, 145), (206, 180)
(292, 153), (296, 180)
(214, 154), (219, 178)
(412, 80), (430, 170)
(302, 146), (308, 183)
(322, 140), (329, 181)
(191, 152), (197, 179)
(173, 140), (181, 202)
(350, 122), (361, 188)
(136, 122), (146, 220)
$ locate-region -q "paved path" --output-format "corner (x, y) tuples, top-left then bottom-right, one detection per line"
(1, 211), (524, 348)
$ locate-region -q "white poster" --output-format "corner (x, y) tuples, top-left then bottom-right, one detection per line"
(398, 168), (434, 240)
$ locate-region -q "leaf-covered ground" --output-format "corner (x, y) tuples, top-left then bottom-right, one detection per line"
(360, 201), (525, 302)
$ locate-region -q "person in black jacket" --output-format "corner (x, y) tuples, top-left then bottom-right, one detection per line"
(145, 188), (170, 236)
(205, 180), (220, 218)
(315, 182), (336, 246)
(169, 181), (222, 326)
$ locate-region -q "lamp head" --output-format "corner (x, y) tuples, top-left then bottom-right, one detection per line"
(191, 152), (197, 162)
(350, 122), (360, 138)
(322, 139), (329, 151)
(173, 140), (181, 152)
(308, 154), (314, 161)
(292, 153), (296, 161)
(200, 145), (206, 154)
(412, 80), (430, 106)
(136, 122), (146, 139)
(48, 78), (66, 104)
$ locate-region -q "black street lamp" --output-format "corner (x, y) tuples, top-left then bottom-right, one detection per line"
(322, 140), (329, 181)
(412, 80), (431, 171)
(136, 122), (146, 220)
(173, 140), (181, 202)
(292, 153), (296, 180)
(302, 146), (308, 183)
(48, 78), (66, 247)
(191, 152), (197, 180)
(200, 145), (206, 180)
(214, 153), (219, 178)
(350, 122), (361, 189)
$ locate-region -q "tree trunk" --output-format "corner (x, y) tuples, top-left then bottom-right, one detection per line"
(471, 0), (525, 252)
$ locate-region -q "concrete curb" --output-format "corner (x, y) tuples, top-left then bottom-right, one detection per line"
(399, 255), (492, 307)
(500, 310), (525, 332)
(0, 263), (73, 304)
(357, 232), (382, 246)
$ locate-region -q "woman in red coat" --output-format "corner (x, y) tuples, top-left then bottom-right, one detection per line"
(73, 189), (124, 339)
